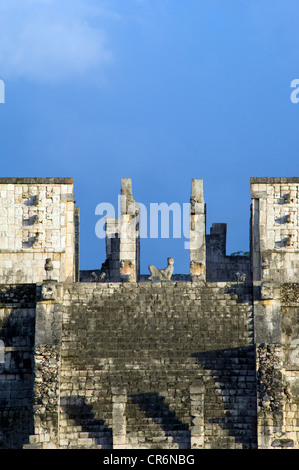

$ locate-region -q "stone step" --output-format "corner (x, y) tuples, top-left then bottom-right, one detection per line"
(59, 437), (106, 449)
(59, 430), (111, 440)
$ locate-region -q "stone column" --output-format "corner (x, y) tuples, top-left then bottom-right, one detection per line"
(104, 179), (140, 282)
(105, 217), (120, 282)
(189, 179), (206, 282)
(112, 387), (127, 449)
(190, 385), (205, 448)
(256, 344), (286, 449)
(119, 179), (140, 282)
(74, 206), (80, 282)
(25, 280), (63, 449)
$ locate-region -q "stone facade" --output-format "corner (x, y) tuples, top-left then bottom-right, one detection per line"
(206, 223), (251, 282)
(0, 176), (298, 449)
(251, 178), (299, 449)
(0, 178), (78, 284)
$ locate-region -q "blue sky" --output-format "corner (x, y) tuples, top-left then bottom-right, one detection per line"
(0, 0), (299, 274)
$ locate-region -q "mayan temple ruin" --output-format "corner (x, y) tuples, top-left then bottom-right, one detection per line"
(0, 176), (299, 450)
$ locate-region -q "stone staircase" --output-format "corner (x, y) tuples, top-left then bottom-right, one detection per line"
(58, 397), (113, 449)
(57, 281), (256, 449)
(126, 394), (191, 449)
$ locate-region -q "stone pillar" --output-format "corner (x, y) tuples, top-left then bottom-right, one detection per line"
(189, 179), (206, 282)
(256, 343), (287, 449)
(190, 385), (205, 449)
(205, 223), (227, 282)
(24, 280), (63, 449)
(280, 284), (299, 449)
(119, 179), (140, 282)
(190, 385), (204, 449)
(251, 197), (261, 282)
(112, 387), (127, 449)
(104, 179), (140, 282)
(105, 217), (120, 282)
(74, 206), (80, 282)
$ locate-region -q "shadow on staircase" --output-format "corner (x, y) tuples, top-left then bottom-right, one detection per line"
(192, 346), (257, 449)
(129, 392), (190, 449)
(60, 396), (113, 448)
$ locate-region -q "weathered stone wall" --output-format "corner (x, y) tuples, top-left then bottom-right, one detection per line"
(206, 223), (251, 282)
(280, 283), (299, 448)
(80, 271), (191, 283)
(0, 284), (36, 448)
(48, 281), (257, 449)
(251, 177), (299, 283)
(24, 280), (63, 449)
(0, 178), (77, 284)
(250, 178), (299, 449)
